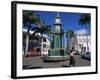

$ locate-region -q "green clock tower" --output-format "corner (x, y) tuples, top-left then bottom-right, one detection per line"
(54, 13), (62, 49)
(44, 13), (69, 61)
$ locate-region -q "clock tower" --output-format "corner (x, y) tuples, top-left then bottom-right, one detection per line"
(54, 12), (62, 48)
(44, 13), (69, 61)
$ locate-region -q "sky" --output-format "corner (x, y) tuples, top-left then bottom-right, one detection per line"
(33, 11), (91, 35)
(23, 10), (91, 48)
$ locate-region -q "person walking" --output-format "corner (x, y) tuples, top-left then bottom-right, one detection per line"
(69, 48), (76, 67)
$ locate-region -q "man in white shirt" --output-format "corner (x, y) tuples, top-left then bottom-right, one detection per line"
(69, 48), (76, 67)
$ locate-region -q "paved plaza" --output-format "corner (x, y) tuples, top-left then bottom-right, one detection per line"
(23, 55), (90, 69)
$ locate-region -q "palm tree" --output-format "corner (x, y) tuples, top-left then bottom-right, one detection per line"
(65, 30), (75, 51)
(79, 13), (90, 52)
(32, 25), (51, 55)
(23, 10), (43, 55)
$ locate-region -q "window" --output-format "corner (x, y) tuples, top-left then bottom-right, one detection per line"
(43, 38), (46, 42)
(55, 18), (60, 23)
(78, 44), (82, 48)
(78, 39), (81, 42)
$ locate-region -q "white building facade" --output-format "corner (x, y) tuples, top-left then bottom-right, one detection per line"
(67, 35), (91, 53)
(41, 36), (50, 56)
(23, 29), (50, 56)
(76, 35), (91, 53)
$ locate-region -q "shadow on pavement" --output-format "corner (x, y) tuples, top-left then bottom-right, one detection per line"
(79, 57), (91, 61)
(61, 65), (70, 67)
(25, 66), (43, 69)
(23, 65), (31, 69)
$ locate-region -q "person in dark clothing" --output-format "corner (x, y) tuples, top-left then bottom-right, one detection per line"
(69, 48), (76, 67)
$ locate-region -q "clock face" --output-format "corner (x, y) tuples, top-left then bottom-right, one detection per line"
(55, 18), (60, 23)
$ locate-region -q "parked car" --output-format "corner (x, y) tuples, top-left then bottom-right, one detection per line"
(81, 52), (91, 60)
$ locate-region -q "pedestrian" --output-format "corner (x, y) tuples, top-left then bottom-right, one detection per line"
(69, 48), (76, 67)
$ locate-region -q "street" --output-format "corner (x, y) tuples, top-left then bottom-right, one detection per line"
(23, 55), (90, 69)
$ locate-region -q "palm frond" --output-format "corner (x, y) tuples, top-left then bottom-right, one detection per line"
(79, 13), (90, 25)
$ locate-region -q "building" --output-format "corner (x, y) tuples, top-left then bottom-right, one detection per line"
(41, 35), (50, 56)
(23, 29), (50, 56)
(67, 34), (91, 53)
(76, 35), (91, 53)
(67, 37), (77, 51)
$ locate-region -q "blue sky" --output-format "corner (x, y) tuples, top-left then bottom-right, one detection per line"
(34, 11), (91, 35)
(23, 11), (91, 48)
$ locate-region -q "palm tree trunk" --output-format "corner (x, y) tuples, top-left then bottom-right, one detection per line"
(41, 34), (43, 56)
(67, 38), (70, 50)
(25, 34), (29, 56)
(63, 35), (64, 48)
(85, 24), (89, 52)
(76, 36), (78, 51)
(50, 34), (52, 48)
(25, 29), (30, 56)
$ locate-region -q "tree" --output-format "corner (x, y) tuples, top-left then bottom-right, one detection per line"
(23, 10), (43, 55)
(32, 25), (51, 55)
(66, 30), (75, 51)
(79, 14), (90, 25)
(79, 13), (90, 52)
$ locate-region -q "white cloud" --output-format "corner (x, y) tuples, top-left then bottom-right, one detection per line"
(75, 29), (88, 35)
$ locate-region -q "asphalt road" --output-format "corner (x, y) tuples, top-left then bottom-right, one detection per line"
(23, 55), (90, 69)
